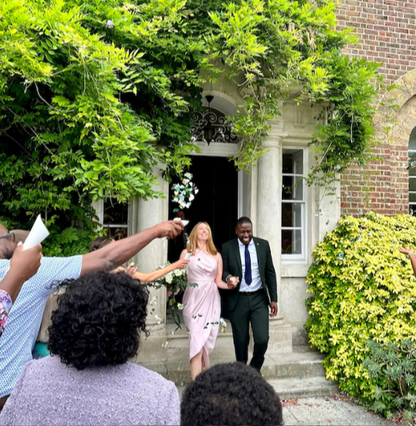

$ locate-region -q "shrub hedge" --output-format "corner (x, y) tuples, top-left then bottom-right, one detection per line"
(306, 213), (416, 417)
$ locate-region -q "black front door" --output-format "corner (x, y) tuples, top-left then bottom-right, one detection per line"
(168, 156), (238, 261)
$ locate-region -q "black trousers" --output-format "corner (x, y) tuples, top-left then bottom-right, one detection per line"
(229, 290), (269, 371)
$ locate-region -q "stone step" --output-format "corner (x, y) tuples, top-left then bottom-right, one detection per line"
(268, 376), (339, 399)
(177, 376), (339, 400)
(142, 344), (328, 386)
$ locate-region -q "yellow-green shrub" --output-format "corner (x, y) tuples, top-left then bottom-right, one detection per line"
(306, 213), (416, 409)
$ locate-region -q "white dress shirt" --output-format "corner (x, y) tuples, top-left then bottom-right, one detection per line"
(238, 239), (262, 292)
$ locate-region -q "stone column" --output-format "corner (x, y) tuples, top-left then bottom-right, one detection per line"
(255, 127), (293, 356)
(130, 168), (169, 364)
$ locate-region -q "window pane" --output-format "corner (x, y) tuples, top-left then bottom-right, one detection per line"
(104, 199), (128, 225)
(409, 153), (416, 177)
(410, 205), (416, 217)
(410, 178), (416, 192)
(410, 127), (416, 151)
(282, 203), (302, 227)
(410, 193), (416, 203)
(282, 176), (304, 200)
(282, 230), (302, 255)
(106, 226), (128, 241)
(282, 149), (304, 174)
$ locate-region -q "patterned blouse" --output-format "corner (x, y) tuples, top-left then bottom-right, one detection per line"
(0, 289), (12, 339)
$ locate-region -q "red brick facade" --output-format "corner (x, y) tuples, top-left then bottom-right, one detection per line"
(337, 0), (416, 216)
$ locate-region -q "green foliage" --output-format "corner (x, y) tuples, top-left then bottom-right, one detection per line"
(204, 0), (382, 183)
(363, 340), (416, 419)
(306, 213), (416, 418)
(0, 0), (381, 255)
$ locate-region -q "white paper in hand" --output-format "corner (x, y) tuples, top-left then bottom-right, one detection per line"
(185, 252), (192, 260)
(24, 215), (50, 250)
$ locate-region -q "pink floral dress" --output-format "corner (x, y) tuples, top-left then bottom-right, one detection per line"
(0, 289), (12, 339)
(183, 250), (221, 367)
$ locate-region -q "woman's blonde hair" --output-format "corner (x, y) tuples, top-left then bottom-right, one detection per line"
(187, 222), (217, 256)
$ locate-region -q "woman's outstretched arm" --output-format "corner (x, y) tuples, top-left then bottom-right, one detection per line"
(131, 258), (189, 283)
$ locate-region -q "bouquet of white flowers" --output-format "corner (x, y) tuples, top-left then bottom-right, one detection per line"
(145, 262), (197, 329)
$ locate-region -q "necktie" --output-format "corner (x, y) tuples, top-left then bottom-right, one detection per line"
(245, 244), (252, 285)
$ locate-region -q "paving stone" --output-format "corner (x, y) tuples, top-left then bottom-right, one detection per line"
(283, 397), (397, 426)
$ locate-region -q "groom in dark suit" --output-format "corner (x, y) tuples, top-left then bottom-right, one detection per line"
(222, 217), (278, 371)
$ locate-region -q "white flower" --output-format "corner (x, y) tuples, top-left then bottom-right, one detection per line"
(195, 189), (199, 194)
(398, 307), (404, 313)
(185, 173), (192, 179)
(165, 273), (173, 284)
(105, 20), (114, 29)
(189, 194), (195, 201)
(174, 269), (183, 277)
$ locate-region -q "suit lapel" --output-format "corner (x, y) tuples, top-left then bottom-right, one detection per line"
(233, 239), (242, 274)
(253, 238), (263, 272)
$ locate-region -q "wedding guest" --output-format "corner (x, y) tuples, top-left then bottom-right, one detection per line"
(34, 236), (190, 359)
(0, 272), (180, 426)
(180, 222), (237, 380)
(0, 241), (42, 339)
(180, 362), (283, 426)
(0, 220), (183, 410)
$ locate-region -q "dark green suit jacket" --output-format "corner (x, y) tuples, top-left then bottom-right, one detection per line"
(221, 237), (278, 312)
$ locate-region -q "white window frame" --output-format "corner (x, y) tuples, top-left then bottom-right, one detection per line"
(97, 198), (131, 238)
(281, 146), (308, 263)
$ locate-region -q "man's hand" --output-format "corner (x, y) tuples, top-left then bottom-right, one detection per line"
(270, 301), (278, 317)
(1, 243), (43, 302)
(155, 221), (184, 240)
(227, 276), (239, 289)
(10, 243), (43, 283)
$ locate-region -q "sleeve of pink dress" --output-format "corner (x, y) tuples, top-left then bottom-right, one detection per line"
(182, 251), (221, 367)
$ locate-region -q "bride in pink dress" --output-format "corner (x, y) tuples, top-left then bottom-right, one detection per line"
(180, 222), (237, 379)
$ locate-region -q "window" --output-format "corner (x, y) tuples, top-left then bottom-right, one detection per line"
(102, 199), (129, 240)
(409, 127), (416, 216)
(281, 148), (307, 260)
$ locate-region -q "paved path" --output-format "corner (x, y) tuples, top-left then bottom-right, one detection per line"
(282, 396), (396, 426)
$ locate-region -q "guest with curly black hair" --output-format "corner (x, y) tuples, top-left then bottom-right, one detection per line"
(181, 362), (283, 426)
(0, 272), (180, 426)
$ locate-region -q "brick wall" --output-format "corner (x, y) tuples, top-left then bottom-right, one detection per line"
(337, 0), (416, 86)
(341, 147), (409, 216)
(337, 0), (416, 216)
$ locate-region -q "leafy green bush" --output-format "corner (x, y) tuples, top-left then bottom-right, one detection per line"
(363, 340), (416, 420)
(306, 213), (416, 416)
